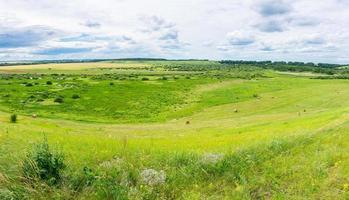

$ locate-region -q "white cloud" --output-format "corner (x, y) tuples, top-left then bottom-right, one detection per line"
(0, 0), (348, 63)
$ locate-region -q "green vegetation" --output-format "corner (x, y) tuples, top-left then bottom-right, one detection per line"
(0, 60), (349, 199)
(22, 138), (65, 185)
(10, 114), (17, 123)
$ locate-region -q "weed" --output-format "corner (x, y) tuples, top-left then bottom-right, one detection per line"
(22, 138), (65, 185)
(10, 114), (17, 123)
(54, 97), (64, 103)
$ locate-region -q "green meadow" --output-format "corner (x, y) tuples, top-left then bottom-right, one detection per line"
(0, 60), (349, 199)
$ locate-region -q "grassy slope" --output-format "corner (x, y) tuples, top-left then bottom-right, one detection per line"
(0, 64), (349, 199)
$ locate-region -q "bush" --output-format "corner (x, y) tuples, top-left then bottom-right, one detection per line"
(10, 114), (17, 123)
(110, 82), (114, 86)
(54, 97), (64, 103)
(141, 77), (149, 81)
(72, 94), (80, 99)
(25, 83), (33, 87)
(22, 138), (65, 185)
(46, 81), (53, 85)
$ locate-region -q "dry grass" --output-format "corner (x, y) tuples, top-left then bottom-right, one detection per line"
(0, 61), (151, 73)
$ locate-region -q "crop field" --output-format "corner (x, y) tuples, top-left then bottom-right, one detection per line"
(0, 60), (349, 199)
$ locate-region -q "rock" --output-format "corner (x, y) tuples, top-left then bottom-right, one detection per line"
(99, 157), (123, 169)
(201, 153), (224, 165)
(140, 169), (166, 186)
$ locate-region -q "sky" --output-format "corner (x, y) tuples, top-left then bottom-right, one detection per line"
(0, 0), (349, 63)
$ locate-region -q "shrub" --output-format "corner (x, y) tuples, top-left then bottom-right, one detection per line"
(110, 82), (114, 86)
(10, 114), (17, 123)
(46, 81), (53, 85)
(54, 97), (64, 103)
(22, 138), (65, 185)
(141, 77), (149, 81)
(70, 167), (97, 192)
(253, 94), (259, 98)
(72, 94), (80, 99)
(25, 83), (33, 87)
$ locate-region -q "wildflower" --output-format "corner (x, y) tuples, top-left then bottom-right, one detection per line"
(201, 153), (224, 165)
(140, 169), (166, 186)
(343, 183), (349, 191)
(99, 157), (123, 169)
(334, 161), (341, 167)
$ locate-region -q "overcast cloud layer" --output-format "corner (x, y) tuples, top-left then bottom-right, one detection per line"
(0, 0), (348, 63)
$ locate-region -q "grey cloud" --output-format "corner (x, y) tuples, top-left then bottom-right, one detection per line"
(60, 34), (134, 43)
(159, 30), (178, 41)
(260, 46), (274, 51)
(34, 47), (93, 55)
(160, 44), (182, 50)
(83, 20), (101, 28)
(257, 20), (285, 32)
(141, 15), (175, 32)
(290, 17), (320, 27)
(257, 0), (292, 17)
(228, 37), (255, 46)
(303, 37), (325, 45)
(0, 26), (59, 48)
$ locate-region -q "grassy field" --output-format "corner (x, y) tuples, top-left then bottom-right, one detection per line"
(0, 61), (349, 199)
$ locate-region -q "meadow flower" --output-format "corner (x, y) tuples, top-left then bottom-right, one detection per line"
(343, 183), (349, 191)
(140, 169), (166, 186)
(99, 157), (123, 169)
(201, 153), (224, 165)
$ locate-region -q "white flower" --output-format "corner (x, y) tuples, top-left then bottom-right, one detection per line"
(201, 153), (224, 165)
(99, 157), (123, 169)
(140, 169), (166, 186)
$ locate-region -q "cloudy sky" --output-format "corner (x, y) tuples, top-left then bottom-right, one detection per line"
(0, 0), (348, 63)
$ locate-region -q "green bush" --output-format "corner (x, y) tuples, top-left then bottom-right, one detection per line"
(25, 83), (33, 87)
(142, 77), (149, 81)
(10, 114), (17, 123)
(46, 81), (53, 85)
(54, 97), (64, 103)
(22, 138), (65, 185)
(72, 94), (80, 99)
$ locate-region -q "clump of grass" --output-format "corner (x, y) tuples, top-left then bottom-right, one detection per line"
(10, 114), (17, 123)
(141, 77), (149, 81)
(54, 97), (64, 103)
(0, 189), (15, 200)
(25, 83), (33, 87)
(46, 81), (53, 85)
(22, 138), (65, 185)
(109, 82), (114, 86)
(72, 94), (80, 99)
